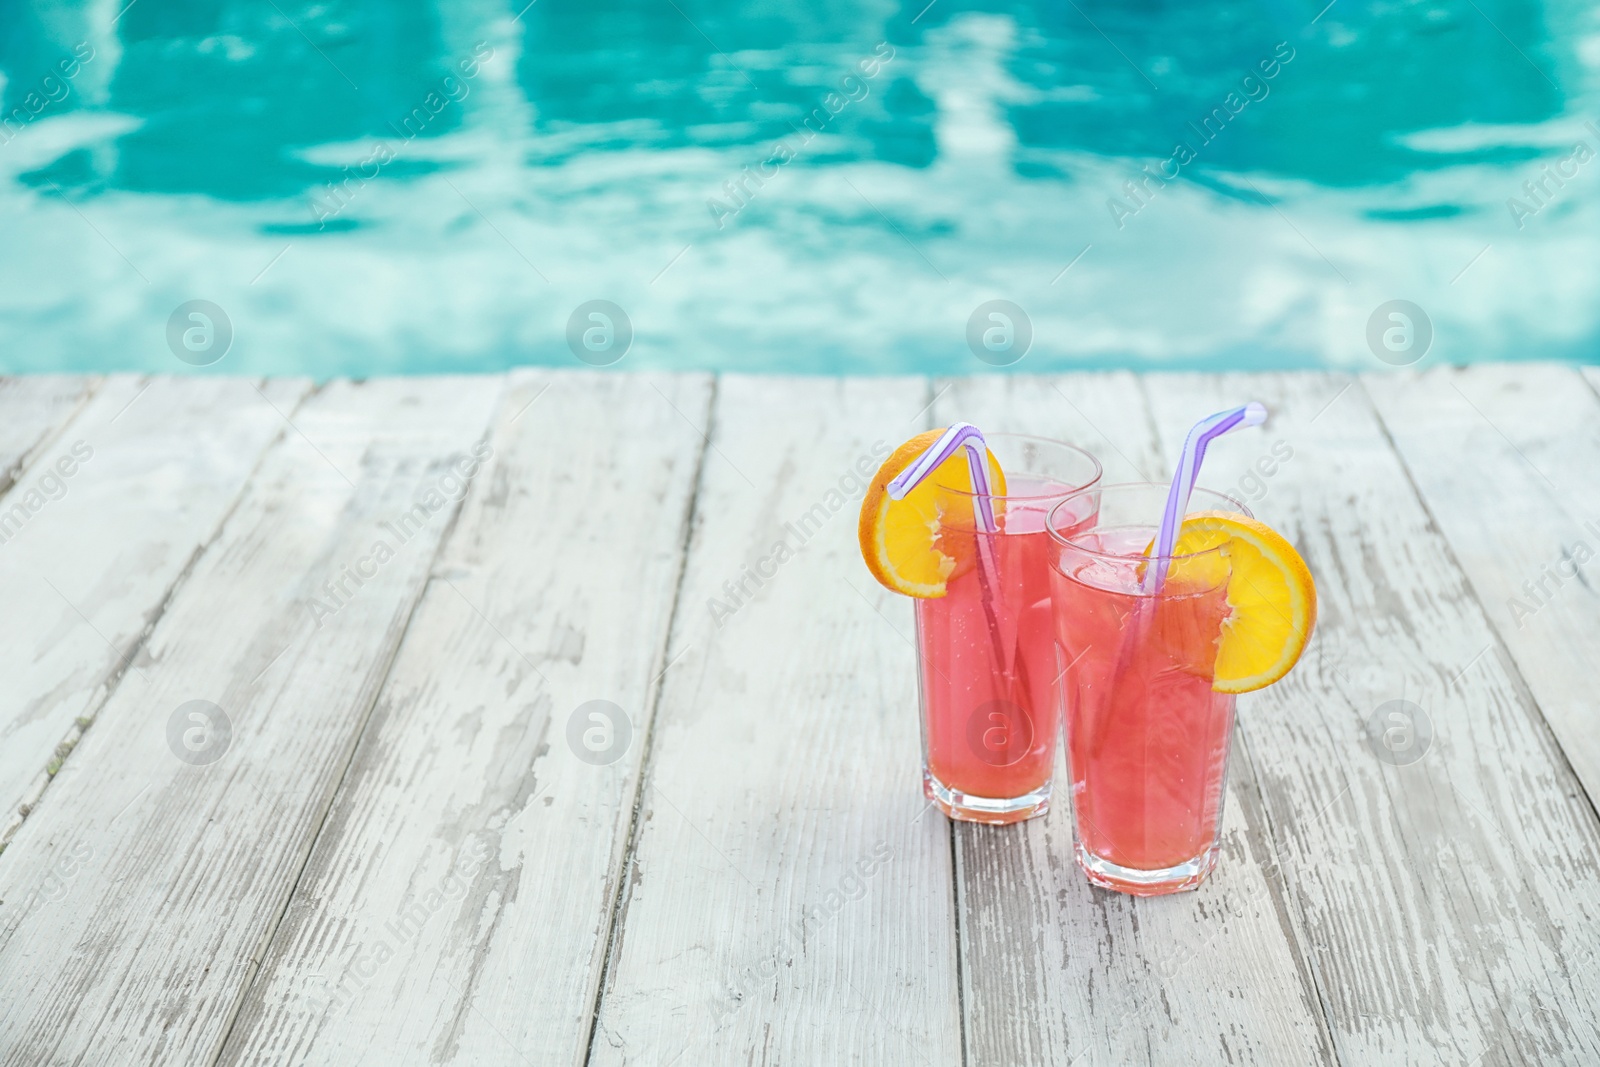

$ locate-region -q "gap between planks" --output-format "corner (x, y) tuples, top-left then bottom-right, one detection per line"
(581, 376), (719, 1067)
(1145, 370), (1600, 1066)
(0, 375), (505, 1066)
(0, 376), (102, 499)
(205, 385), (506, 1067)
(1363, 365), (1600, 827)
(585, 375), (963, 1065)
(210, 371), (714, 1067)
(935, 372), (1336, 1067)
(0, 377), (311, 851)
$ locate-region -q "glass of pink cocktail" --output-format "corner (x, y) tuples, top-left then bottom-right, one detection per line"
(1047, 483), (1250, 893)
(916, 435), (1101, 824)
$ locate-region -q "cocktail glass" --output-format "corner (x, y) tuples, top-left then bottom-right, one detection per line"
(1047, 482), (1250, 893)
(916, 434), (1101, 824)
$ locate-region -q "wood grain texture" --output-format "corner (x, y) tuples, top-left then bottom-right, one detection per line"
(589, 375), (965, 1067)
(0, 377), (501, 1067)
(215, 371), (713, 1067)
(2, 368), (1598, 1067)
(0, 376), (309, 843)
(1365, 365), (1600, 811)
(1142, 371), (1600, 1067)
(936, 374), (1334, 1067)
(0, 376), (96, 497)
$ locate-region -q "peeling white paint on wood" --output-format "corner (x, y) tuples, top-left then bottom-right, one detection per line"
(0, 376), (309, 842)
(0, 375), (97, 496)
(589, 376), (965, 1067)
(0, 377), (501, 1067)
(0, 370), (1596, 1066)
(216, 371), (712, 1067)
(1367, 364), (1600, 810)
(1144, 371), (1600, 1067)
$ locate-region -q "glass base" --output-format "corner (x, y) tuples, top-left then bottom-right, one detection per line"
(1075, 842), (1220, 896)
(923, 768), (1050, 825)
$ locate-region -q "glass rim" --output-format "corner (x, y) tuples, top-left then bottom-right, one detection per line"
(1047, 481), (1254, 563)
(927, 432), (1103, 502)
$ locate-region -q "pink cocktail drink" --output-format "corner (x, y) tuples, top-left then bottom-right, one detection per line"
(915, 436), (1100, 824)
(1048, 484), (1248, 893)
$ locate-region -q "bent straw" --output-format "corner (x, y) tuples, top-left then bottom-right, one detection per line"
(887, 423), (1002, 590)
(887, 422), (998, 529)
(1087, 403), (1267, 763)
(888, 423), (1010, 675)
(1144, 402), (1267, 594)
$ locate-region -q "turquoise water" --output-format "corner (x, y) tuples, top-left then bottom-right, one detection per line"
(1, 0), (1595, 376)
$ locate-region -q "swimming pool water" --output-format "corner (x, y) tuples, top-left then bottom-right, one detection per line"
(1, 0), (1595, 376)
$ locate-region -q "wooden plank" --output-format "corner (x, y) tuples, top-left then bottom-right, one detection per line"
(0, 377), (502, 1067)
(951, 370), (1168, 483)
(1141, 371), (1600, 1066)
(214, 371), (712, 1066)
(589, 375), (965, 1066)
(1365, 364), (1600, 809)
(0, 376), (310, 845)
(935, 373), (1334, 1066)
(0, 376), (97, 497)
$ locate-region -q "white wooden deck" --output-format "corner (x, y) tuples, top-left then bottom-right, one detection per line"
(0, 366), (1597, 1066)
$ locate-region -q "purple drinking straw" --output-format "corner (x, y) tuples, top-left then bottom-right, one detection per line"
(1091, 404), (1268, 741)
(1144, 402), (1267, 594)
(887, 421), (1001, 593)
(886, 422), (998, 533)
(888, 423), (1007, 669)
(887, 422), (1002, 588)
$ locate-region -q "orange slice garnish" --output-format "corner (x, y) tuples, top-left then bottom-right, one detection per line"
(858, 430), (1006, 598)
(1162, 512), (1317, 693)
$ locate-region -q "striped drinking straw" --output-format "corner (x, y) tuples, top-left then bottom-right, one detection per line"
(1145, 402), (1267, 593)
(887, 421), (1001, 595)
(887, 422), (1006, 667)
(886, 422), (999, 531)
(1088, 403), (1268, 760)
